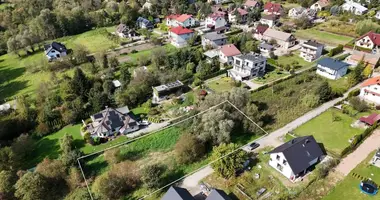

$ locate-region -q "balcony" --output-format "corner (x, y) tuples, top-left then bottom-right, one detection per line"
(300, 48), (316, 54)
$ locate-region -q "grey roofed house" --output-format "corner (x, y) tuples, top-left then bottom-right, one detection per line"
(136, 17), (154, 29)
(259, 43), (274, 50)
(203, 32), (228, 41)
(303, 40), (324, 48)
(263, 29), (293, 42)
(161, 186), (195, 200)
(44, 42), (67, 54)
(206, 189), (231, 200)
(317, 57), (349, 71)
(235, 52), (266, 63)
(261, 14), (277, 21)
(269, 135), (324, 175)
(153, 80), (185, 103)
(116, 24), (138, 37)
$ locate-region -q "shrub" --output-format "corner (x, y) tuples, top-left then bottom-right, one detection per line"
(141, 164), (166, 189)
(104, 149), (123, 164)
(349, 97), (368, 112)
(315, 158), (339, 180)
(130, 49), (138, 54)
(193, 78), (203, 86)
(348, 88), (360, 97)
(175, 134), (206, 164)
(328, 45), (344, 57)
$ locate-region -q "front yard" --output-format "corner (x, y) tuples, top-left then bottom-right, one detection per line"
(252, 65), (289, 84)
(323, 152), (380, 200)
(293, 107), (370, 157)
(294, 29), (354, 46)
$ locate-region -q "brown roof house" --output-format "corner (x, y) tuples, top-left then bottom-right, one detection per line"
(348, 50), (380, 68)
(262, 28), (296, 49)
(253, 25), (269, 40)
(219, 44), (242, 65)
(85, 106), (139, 138)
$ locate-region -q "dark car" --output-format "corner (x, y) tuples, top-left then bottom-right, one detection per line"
(247, 142), (260, 151)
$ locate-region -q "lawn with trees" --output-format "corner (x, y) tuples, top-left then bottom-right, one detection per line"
(294, 29), (354, 45)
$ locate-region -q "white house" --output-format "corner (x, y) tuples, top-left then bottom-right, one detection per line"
(263, 2), (283, 15)
(288, 7), (307, 18)
(116, 24), (138, 38)
(219, 44), (242, 65)
(244, 0), (260, 10)
(355, 31), (380, 53)
(269, 135), (324, 181)
(85, 107), (139, 138)
(228, 8), (249, 24)
(169, 26), (195, 48)
(300, 40), (324, 62)
(166, 14), (196, 28)
(253, 25), (269, 40)
(341, 1), (368, 15)
(262, 28), (296, 49)
(202, 32), (227, 49)
(260, 14), (278, 27)
(44, 42), (67, 61)
(136, 17), (154, 29)
(205, 12), (228, 29)
(310, 0), (330, 11)
(360, 76), (380, 105)
(316, 57), (349, 80)
(228, 52), (267, 81)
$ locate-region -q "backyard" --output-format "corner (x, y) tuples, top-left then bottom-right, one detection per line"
(294, 29), (354, 46)
(276, 51), (310, 69)
(117, 43), (176, 64)
(252, 65), (289, 84)
(292, 108), (365, 156)
(323, 152), (380, 200)
(206, 77), (240, 93)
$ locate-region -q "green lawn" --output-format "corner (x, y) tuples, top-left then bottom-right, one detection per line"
(294, 29), (354, 46)
(323, 152), (380, 200)
(0, 3), (12, 10)
(293, 109), (364, 156)
(124, 44), (176, 63)
(207, 77), (237, 93)
(252, 69), (288, 84)
(276, 51), (310, 69)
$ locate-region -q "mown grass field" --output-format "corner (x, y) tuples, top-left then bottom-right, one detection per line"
(276, 51), (310, 68)
(323, 152), (380, 200)
(207, 77), (238, 93)
(294, 29), (354, 46)
(293, 108), (364, 156)
(122, 44), (176, 64)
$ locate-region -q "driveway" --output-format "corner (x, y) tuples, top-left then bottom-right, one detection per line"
(126, 121), (170, 138)
(336, 130), (380, 176)
(243, 80), (262, 91)
(180, 166), (214, 195)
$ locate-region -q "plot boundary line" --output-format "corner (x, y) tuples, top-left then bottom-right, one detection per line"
(77, 100), (269, 200)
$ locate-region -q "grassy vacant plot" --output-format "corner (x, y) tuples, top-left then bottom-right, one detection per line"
(123, 44), (176, 63)
(294, 29), (354, 46)
(315, 19), (358, 38)
(207, 77), (238, 93)
(293, 108), (364, 156)
(253, 65), (288, 84)
(276, 51), (310, 68)
(323, 152), (380, 200)
(326, 71), (352, 93)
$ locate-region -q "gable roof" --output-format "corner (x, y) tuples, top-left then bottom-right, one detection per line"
(220, 44), (241, 57)
(116, 24), (127, 33)
(357, 31), (380, 46)
(231, 8), (248, 15)
(176, 14), (193, 22)
(261, 14), (277, 21)
(317, 57), (349, 71)
(269, 135), (324, 175)
(254, 25), (269, 35)
(206, 189), (231, 200)
(44, 42), (67, 54)
(166, 14), (181, 20)
(350, 50), (380, 66)
(244, 0), (258, 7)
(264, 2), (282, 13)
(316, 0), (330, 7)
(170, 26), (194, 35)
(209, 11), (227, 20)
(203, 32), (227, 41)
(359, 113), (380, 126)
(161, 186), (195, 200)
(263, 28), (292, 41)
(303, 40), (324, 48)
(136, 17), (153, 26)
(361, 76), (380, 87)
(342, 1), (368, 12)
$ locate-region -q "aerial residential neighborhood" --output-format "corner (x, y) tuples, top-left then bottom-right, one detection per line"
(1, 0), (380, 199)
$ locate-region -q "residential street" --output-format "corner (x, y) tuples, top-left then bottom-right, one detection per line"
(336, 130), (380, 176)
(180, 82), (362, 195)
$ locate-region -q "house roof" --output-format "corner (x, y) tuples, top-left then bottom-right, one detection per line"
(154, 80), (184, 92)
(359, 113), (380, 126)
(244, 0), (258, 7)
(350, 50), (380, 66)
(235, 52), (266, 63)
(220, 44), (241, 57)
(170, 26), (194, 35)
(259, 43), (274, 50)
(361, 76), (380, 87)
(206, 189), (231, 200)
(209, 11), (227, 20)
(343, 1), (367, 13)
(203, 32), (227, 41)
(166, 14), (181, 20)
(291, 7), (306, 14)
(116, 24), (127, 33)
(269, 135), (324, 175)
(303, 40), (324, 48)
(317, 57), (349, 71)
(261, 14), (277, 21)
(136, 17), (153, 26)
(357, 31), (380, 46)
(316, 0), (330, 8)
(161, 186), (195, 200)
(231, 8), (248, 15)
(204, 49), (219, 58)
(264, 2), (282, 13)
(254, 25), (269, 35)
(176, 14), (193, 22)
(44, 42), (67, 54)
(263, 28), (292, 41)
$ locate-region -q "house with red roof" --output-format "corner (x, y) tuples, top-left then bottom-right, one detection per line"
(244, 0), (260, 10)
(264, 2), (283, 15)
(168, 26), (194, 48)
(219, 44), (242, 65)
(165, 14), (196, 28)
(359, 113), (380, 126)
(228, 8), (249, 24)
(355, 31), (380, 53)
(253, 25), (269, 40)
(360, 76), (380, 104)
(205, 12), (228, 30)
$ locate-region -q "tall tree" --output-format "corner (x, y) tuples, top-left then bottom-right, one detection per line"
(71, 68), (91, 101)
(15, 172), (49, 200)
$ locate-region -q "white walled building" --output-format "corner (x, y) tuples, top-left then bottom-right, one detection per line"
(355, 31), (380, 53)
(268, 136), (324, 181)
(219, 44), (242, 65)
(44, 42), (67, 61)
(169, 26), (195, 48)
(316, 58), (349, 80)
(205, 12), (228, 29)
(360, 76), (380, 105)
(228, 52), (266, 81)
(300, 40), (324, 62)
(166, 14), (196, 28)
(262, 28), (296, 49)
(341, 1), (368, 15)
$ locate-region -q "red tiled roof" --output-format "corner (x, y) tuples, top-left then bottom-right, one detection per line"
(237, 8), (248, 15)
(209, 11), (226, 19)
(357, 31), (380, 46)
(166, 14), (181, 20)
(360, 113), (380, 125)
(169, 26), (193, 35)
(361, 76), (380, 87)
(254, 25), (269, 34)
(220, 44), (241, 57)
(244, 0), (258, 7)
(264, 2), (282, 13)
(176, 14), (193, 23)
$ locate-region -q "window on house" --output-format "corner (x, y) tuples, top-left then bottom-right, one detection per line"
(276, 155), (280, 160)
(277, 163), (283, 171)
(283, 160), (287, 165)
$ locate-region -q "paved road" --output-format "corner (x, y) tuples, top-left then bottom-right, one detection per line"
(336, 130), (380, 176)
(180, 82), (362, 195)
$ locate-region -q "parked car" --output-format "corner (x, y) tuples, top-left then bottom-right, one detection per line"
(140, 120), (150, 126)
(247, 142), (260, 151)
